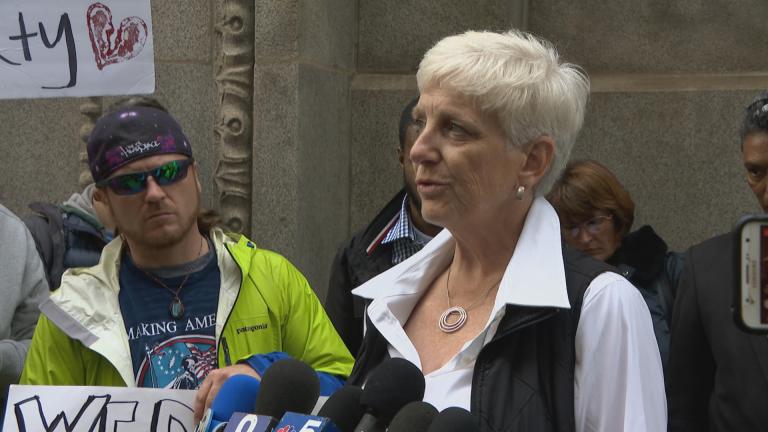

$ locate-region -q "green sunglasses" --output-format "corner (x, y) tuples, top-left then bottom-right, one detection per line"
(97, 159), (194, 195)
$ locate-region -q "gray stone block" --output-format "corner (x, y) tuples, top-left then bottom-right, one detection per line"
(251, 63), (300, 258)
(299, 0), (356, 69)
(252, 62), (352, 295)
(0, 98), (85, 216)
(529, 0), (768, 74)
(255, 0), (299, 58)
(350, 89), (419, 232)
(296, 65), (351, 297)
(571, 90), (759, 252)
(358, 0), (512, 72)
(152, 0), (213, 62)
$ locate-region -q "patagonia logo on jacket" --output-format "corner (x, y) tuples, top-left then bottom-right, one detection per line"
(236, 323), (268, 335)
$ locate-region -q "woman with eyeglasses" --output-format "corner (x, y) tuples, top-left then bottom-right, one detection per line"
(547, 159), (684, 370)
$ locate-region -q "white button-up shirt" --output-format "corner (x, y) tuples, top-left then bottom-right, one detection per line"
(353, 197), (667, 431)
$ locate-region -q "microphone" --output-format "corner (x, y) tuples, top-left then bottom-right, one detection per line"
(353, 358), (426, 432)
(254, 358), (321, 419)
(270, 384), (364, 432)
(221, 358), (321, 432)
(387, 401), (438, 432)
(426, 407), (479, 432)
(316, 385), (364, 432)
(194, 374), (261, 432)
(269, 384), (364, 432)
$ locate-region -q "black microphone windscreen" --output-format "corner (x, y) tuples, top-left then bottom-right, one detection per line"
(253, 358), (320, 419)
(426, 407), (479, 432)
(387, 401), (438, 432)
(359, 358), (425, 422)
(317, 385), (364, 432)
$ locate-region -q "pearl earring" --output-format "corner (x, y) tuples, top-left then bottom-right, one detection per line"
(515, 185), (526, 200)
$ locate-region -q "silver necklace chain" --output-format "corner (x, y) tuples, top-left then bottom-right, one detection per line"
(438, 265), (503, 333)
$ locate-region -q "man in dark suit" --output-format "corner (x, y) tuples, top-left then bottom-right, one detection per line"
(667, 93), (768, 431)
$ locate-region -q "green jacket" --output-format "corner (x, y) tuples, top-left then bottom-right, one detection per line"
(20, 228), (353, 386)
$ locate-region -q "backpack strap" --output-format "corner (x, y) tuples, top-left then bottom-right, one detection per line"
(23, 202), (65, 289)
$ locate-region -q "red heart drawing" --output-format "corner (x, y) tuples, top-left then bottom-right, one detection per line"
(87, 2), (148, 70)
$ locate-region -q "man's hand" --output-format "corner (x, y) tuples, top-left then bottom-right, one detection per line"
(193, 364), (261, 423)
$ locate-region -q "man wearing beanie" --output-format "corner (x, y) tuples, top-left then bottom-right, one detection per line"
(20, 106), (353, 422)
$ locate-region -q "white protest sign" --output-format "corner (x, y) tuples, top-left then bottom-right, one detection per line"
(2, 385), (196, 432)
(0, 0), (154, 99)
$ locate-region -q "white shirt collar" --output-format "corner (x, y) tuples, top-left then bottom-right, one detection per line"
(352, 197), (571, 312)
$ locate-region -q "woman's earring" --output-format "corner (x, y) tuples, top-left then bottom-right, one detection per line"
(515, 185), (526, 200)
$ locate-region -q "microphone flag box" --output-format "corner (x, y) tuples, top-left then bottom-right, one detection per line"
(273, 412), (341, 432)
(2, 384), (196, 431)
(222, 412), (278, 432)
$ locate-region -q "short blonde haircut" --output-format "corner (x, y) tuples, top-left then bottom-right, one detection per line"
(416, 30), (590, 194)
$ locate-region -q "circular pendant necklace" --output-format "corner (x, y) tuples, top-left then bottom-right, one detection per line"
(137, 236), (205, 320)
(438, 265), (503, 334)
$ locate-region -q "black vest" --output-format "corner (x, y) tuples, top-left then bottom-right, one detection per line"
(348, 245), (614, 432)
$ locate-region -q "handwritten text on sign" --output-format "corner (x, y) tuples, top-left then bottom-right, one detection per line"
(2, 385), (196, 432)
(0, 1), (154, 100)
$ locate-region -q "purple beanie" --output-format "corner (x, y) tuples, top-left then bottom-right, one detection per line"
(87, 106), (192, 182)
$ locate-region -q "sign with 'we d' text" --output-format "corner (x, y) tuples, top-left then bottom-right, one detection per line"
(2, 385), (196, 431)
(0, 1), (154, 100)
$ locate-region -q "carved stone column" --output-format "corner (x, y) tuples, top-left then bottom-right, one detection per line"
(213, 1), (255, 235)
(79, 97), (102, 187)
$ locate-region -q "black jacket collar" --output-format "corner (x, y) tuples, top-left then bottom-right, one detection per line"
(607, 225), (668, 284)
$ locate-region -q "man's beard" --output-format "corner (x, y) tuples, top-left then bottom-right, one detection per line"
(118, 204), (200, 250)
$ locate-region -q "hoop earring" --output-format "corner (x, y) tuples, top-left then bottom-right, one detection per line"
(515, 185), (526, 200)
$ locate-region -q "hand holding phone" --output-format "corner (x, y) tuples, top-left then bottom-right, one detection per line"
(735, 215), (768, 333)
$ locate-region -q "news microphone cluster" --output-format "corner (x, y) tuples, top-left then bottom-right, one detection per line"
(199, 356), (480, 432)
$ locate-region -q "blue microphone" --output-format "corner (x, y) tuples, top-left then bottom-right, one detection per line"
(194, 374), (261, 432)
(222, 412), (278, 432)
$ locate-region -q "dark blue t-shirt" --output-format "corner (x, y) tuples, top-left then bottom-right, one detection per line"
(119, 245), (220, 389)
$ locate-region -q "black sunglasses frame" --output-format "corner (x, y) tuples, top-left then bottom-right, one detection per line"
(96, 158), (195, 195)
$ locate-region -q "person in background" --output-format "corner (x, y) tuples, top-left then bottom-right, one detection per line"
(667, 91), (768, 431)
(547, 159), (684, 370)
(326, 96), (441, 354)
(347, 29), (665, 431)
(19, 104), (353, 424)
(0, 203), (49, 421)
(23, 183), (114, 290)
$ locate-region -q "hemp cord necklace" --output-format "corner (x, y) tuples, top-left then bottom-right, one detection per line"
(139, 236), (205, 320)
(438, 265), (504, 333)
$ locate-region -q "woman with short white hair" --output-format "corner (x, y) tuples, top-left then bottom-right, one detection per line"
(348, 30), (666, 431)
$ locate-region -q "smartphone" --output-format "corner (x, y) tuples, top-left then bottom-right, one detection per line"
(735, 214), (768, 333)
